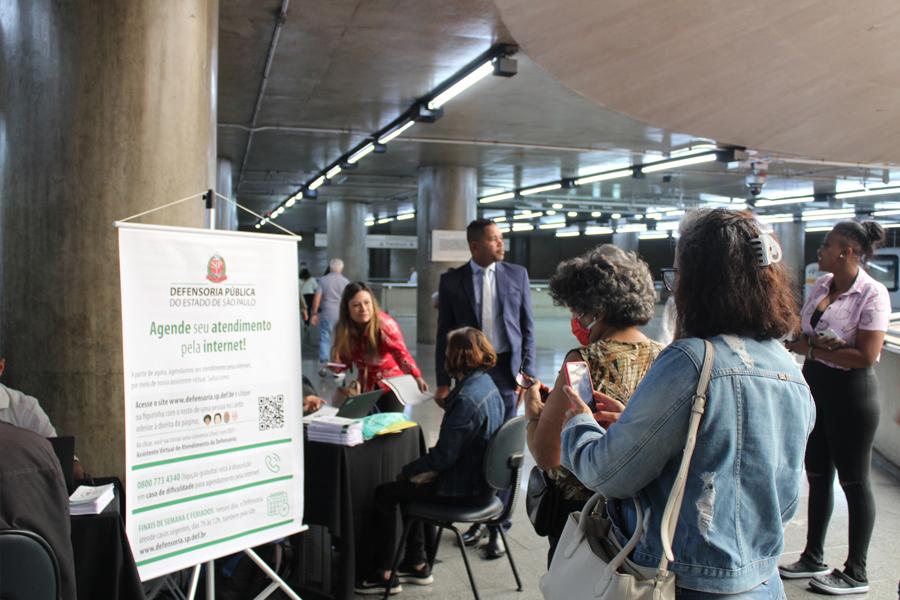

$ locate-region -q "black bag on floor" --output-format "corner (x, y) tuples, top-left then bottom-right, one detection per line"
(526, 466), (562, 537)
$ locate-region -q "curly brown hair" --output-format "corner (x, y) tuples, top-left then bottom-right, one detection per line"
(675, 209), (799, 340)
(548, 244), (656, 327)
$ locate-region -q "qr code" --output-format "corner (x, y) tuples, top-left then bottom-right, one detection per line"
(258, 395), (284, 430)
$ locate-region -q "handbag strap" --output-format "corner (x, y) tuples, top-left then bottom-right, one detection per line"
(657, 339), (715, 571)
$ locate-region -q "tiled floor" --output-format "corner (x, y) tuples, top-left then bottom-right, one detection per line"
(294, 313), (900, 600)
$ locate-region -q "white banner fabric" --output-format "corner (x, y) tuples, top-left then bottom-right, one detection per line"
(118, 224), (303, 581)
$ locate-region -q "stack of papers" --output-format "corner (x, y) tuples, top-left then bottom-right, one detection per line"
(306, 415), (364, 446)
(381, 374), (434, 406)
(69, 483), (115, 515)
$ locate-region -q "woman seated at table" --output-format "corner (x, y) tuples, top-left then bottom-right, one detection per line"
(523, 244), (662, 565)
(332, 282), (428, 412)
(356, 327), (504, 595)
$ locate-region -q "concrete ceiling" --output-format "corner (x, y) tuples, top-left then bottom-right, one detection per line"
(218, 0), (900, 236)
(494, 0), (900, 165)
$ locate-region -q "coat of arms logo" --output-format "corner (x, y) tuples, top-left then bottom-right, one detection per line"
(206, 254), (227, 283)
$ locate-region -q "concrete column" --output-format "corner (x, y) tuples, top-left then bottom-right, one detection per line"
(774, 219), (806, 291)
(215, 157), (238, 230)
(327, 199), (368, 282)
(613, 232), (640, 253)
(416, 166), (477, 344)
(0, 0), (217, 477)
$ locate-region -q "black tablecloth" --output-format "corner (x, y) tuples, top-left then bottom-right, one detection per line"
(70, 485), (145, 600)
(299, 426), (424, 600)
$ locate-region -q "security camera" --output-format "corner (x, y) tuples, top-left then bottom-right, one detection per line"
(745, 163), (768, 196)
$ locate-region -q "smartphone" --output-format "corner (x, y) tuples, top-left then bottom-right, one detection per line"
(326, 362), (349, 373)
(816, 329), (842, 343)
(564, 361), (594, 407)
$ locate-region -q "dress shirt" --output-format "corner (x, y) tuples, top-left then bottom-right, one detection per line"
(0, 382), (57, 437)
(469, 259), (511, 353)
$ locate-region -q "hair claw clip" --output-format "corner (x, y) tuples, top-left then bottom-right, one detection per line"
(750, 232), (782, 267)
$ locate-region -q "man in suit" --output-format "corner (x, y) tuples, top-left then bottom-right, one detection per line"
(434, 218), (536, 559)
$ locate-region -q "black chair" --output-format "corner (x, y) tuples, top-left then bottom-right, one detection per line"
(0, 529), (61, 600)
(384, 416), (527, 600)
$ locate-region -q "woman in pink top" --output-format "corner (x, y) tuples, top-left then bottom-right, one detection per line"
(780, 221), (890, 595)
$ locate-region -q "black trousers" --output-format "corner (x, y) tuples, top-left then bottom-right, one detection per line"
(802, 360), (880, 582)
(372, 480), (492, 573)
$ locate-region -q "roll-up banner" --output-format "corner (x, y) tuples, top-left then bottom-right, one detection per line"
(118, 223), (303, 581)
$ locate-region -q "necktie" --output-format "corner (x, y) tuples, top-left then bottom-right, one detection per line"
(481, 267), (495, 348)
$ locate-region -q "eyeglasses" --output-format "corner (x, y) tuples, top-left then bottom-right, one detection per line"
(515, 369), (536, 389)
(661, 268), (678, 292)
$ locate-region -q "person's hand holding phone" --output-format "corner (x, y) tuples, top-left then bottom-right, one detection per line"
(592, 390), (625, 428)
(523, 380), (546, 422)
(562, 385), (593, 424)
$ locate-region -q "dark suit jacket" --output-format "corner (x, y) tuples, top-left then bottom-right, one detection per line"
(435, 261), (536, 387)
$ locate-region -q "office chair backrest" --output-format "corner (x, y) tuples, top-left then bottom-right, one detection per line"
(0, 529), (60, 600)
(483, 416), (526, 491)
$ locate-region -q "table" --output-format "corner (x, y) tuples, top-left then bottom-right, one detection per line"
(70, 483), (146, 600)
(295, 426), (424, 600)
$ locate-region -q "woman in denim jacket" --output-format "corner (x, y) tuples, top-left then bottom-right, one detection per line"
(561, 209), (815, 599)
(357, 327), (504, 595)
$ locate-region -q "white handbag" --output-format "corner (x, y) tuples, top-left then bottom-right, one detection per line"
(540, 341), (715, 600)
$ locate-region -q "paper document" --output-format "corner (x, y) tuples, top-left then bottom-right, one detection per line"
(303, 405), (339, 422)
(70, 483), (115, 515)
(381, 374), (434, 406)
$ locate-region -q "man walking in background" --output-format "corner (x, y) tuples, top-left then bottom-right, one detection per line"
(310, 258), (349, 375)
(434, 218), (536, 559)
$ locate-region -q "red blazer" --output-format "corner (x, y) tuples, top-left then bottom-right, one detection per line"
(342, 312), (421, 392)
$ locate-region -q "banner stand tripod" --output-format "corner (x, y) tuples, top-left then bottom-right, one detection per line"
(129, 190), (306, 600)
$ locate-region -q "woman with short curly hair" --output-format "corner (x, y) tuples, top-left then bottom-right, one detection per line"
(523, 244), (662, 564)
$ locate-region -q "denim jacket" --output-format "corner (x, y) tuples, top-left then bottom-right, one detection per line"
(561, 336), (815, 593)
(402, 370), (504, 497)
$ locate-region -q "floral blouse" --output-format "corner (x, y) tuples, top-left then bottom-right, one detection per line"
(342, 312), (422, 392)
(548, 338), (663, 501)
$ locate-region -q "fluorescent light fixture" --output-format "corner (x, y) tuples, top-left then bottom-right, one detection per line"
(656, 220), (681, 231)
(545, 210), (557, 216)
(365, 220), (375, 227)
(479, 191), (515, 204)
(802, 208), (855, 220)
(511, 223), (534, 232)
(396, 213), (415, 221)
(585, 226), (614, 236)
(495, 223), (510, 232)
(633, 215), (644, 220)
(377, 217), (394, 224)
(347, 143), (375, 164)
(670, 143), (717, 157)
(641, 152), (717, 173)
(377, 120), (415, 144)
(882, 222), (900, 229)
(699, 193), (737, 204)
(493, 216), (507, 223)
(591, 211), (602, 218)
(551, 203), (563, 209)
(539, 222), (567, 230)
(556, 230), (581, 238)
(758, 213), (795, 224)
(254, 223), (261, 229)
(665, 210), (685, 217)
(326, 165), (342, 179)
(520, 183), (562, 196)
(567, 211), (577, 217)
(611, 213), (622, 219)
(617, 223), (647, 233)
(428, 60), (495, 110)
(639, 231), (670, 240)
(513, 211), (542, 220)
(309, 175), (326, 191)
(646, 213), (661, 220)
(805, 226), (833, 232)
(285, 197), (296, 208)
(574, 168), (633, 186)
(755, 195), (814, 207)
(873, 208), (900, 217)
(835, 185), (900, 200)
